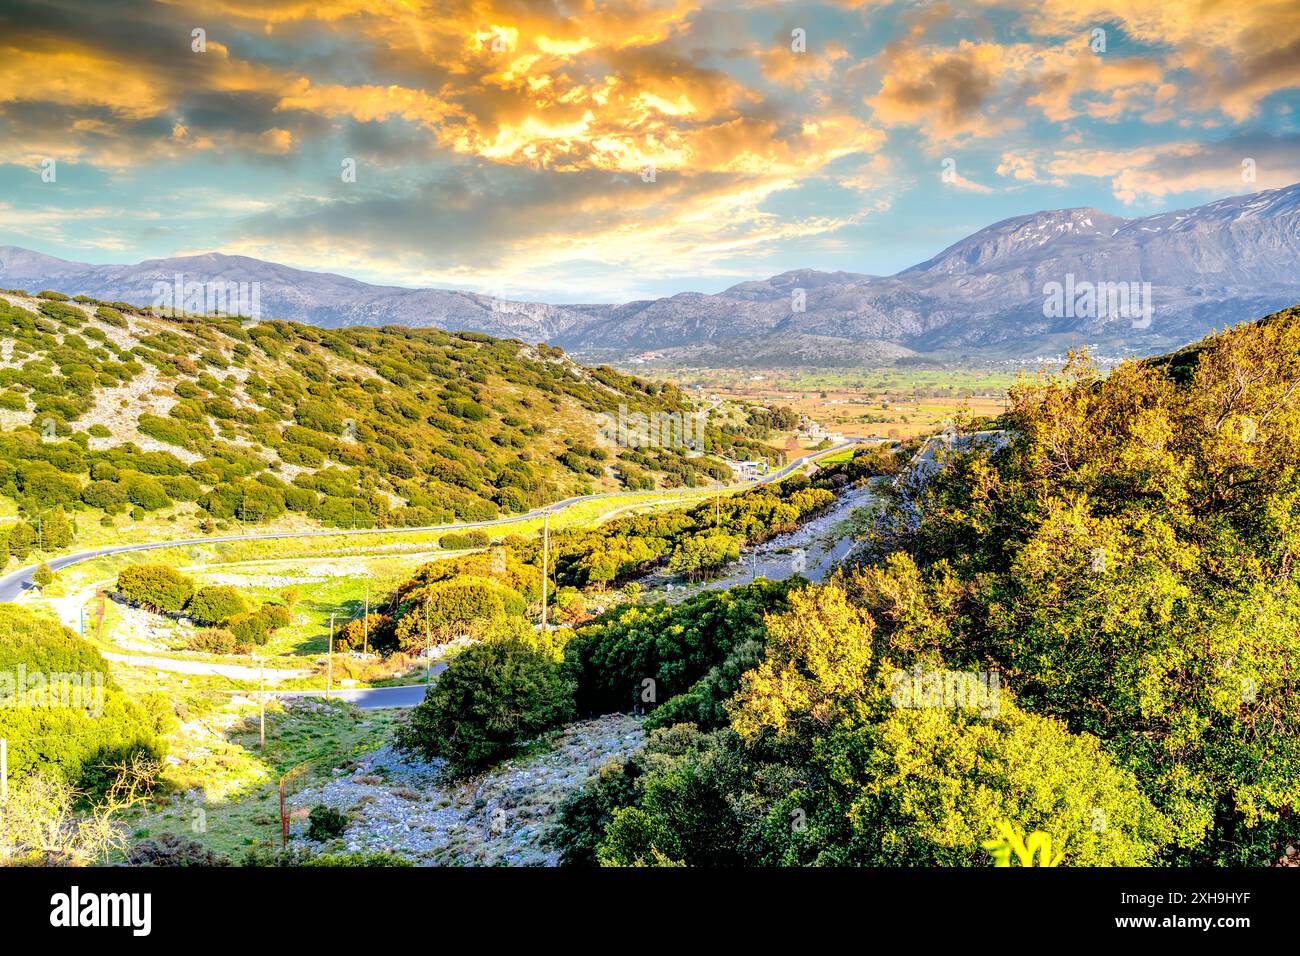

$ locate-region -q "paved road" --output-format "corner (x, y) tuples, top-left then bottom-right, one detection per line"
(274, 677), (441, 710)
(0, 442), (857, 603)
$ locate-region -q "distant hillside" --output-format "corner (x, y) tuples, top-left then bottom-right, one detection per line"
(6, 183), (1300, 363)
(0, 247), (590, 343)
(0, 289), (784, 552)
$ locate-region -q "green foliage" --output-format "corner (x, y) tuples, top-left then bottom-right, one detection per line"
(307, 804), (350, 842)
(184, 585), (250, 625)
(391, 576), (527, 652)
(854, 308), (1300, 864)
(395, 624), (576, 775)
(0, 294), (770, 534)
(0, 606), (167, 791)
(227, 603), (291, 646)
(666, 532), (742, 581)
(438, 530), (490, 550)
(564, 579), (792, 719)
(115, 564), (194, 613)
(184, 627), (247, 654)
(32, 561), (54, 587)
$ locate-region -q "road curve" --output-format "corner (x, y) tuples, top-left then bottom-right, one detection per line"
(0, 442), (858, 603)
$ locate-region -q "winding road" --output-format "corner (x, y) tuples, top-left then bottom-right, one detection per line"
(1, 443), (861, 708)
(0, 443), (856, 605)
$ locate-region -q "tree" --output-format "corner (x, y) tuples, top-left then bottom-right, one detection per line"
(115, 564), (195, 613)
(729, 584), (874, 746)
(0, 607), (168, 791)
(667, 533), (742, 582)
(184, 585), (250, 625)
(7, 522), (36, 562)
(32, 561), (54, 588)
(395, 624), (575, 775)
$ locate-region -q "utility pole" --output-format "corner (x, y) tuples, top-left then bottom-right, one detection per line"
(326, 613), (334, 700)
(540, 512), (549, 631)
(424, 595), (432, 685)
(1, 738), (6, 805)
(258, 657), (266, 749)
(363, 584), (370, 656)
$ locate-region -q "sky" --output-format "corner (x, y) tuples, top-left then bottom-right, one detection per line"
(0, 0), (1298, 303)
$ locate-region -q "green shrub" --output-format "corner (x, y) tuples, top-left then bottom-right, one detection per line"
(0, 606), (166, 790)
(307, 804), (349, 841)
(227, 603), (290, 646)
(438, 530), (490, 550)
(184, 628), (247, 654)
(116, 564), (195, 613)
(184, 585), (250, 625)
(395, 626), (576, 775)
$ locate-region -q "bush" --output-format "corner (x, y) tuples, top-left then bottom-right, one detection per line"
(227, 603), (290, 646)
(126, 833), (231, 867)
(307, 804), (349, 841)
(32, 562), (54, 588)
(184, 628), (248, 654)
(395, 627), (576, 775)
(393, 577), (526, 652)
(0, 606), (166, 791)
(116, 564), (195, 613)
(185, 585), (250, 625)
(439, 530), (490, 550)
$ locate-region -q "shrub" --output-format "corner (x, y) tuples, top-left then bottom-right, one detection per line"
(185, 585), (250, 625)
(393, 577), (526, 651)
(227, 603), (290, 646)
(395, 626), (576, 775)
(116, 564), (195, 613)
(126, 833), (231, 867)
(307, 804), (349, 841)
(438, 530), (490, 550)
(184, 628), (247, 654)
(32, 562), (54, 588)
(0, 606), (166, 791)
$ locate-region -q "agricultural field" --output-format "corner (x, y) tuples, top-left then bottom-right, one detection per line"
(636, 365), (1016, 447)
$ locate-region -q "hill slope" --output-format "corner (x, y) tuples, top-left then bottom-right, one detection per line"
(0, 289), (783, 556)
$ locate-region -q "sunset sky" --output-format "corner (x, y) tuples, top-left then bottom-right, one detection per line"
(1, 0), (1298, 302)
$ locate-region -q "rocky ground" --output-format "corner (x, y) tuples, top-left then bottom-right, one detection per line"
(287, 713), (644, 866)
(640, 481), (876, 604)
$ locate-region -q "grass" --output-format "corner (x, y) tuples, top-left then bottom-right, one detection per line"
(121, 684), (401, 860)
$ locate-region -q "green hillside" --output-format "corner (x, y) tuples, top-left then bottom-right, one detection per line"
(0, 289), (783, 560)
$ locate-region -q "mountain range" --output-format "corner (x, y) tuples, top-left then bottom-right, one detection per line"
(4, 182), (1299, 365)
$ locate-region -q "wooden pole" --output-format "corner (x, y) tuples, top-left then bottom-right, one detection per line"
(363, 584), (369, 657)
(424, 596), (432, 685)
(0, 738), (7, 805)
(326, 613), (334, 700)
(258, 661), (266, 750)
